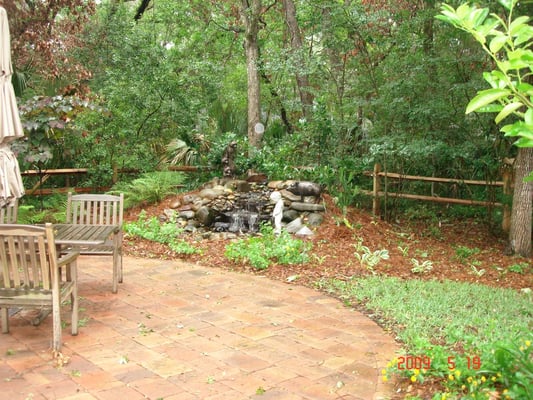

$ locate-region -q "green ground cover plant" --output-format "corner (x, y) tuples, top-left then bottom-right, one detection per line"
(224, 224), (311, 270)
(316, 276), (532, 399)
(124, 210), (199, 255)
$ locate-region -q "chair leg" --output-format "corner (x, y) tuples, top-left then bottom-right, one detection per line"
(52, 295), (62, 352)
(71, 261), (79, 336)
(1, 308), (9, 334)
(118, 248), (123, 283)
(112, 249), (118, 294)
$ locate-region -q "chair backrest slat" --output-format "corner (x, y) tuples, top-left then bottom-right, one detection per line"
(0, 224), (54, 291)
(66, 193), (123, 227)
(0, 199), (18, 224)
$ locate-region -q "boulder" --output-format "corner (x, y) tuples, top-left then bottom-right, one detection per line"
(199, 188), (224, 200)
(290, 202), (326, 212)
(285, 217), (303, 234)
(283, 209), (300, 222)
(280, 189), (301, 202)
(195, 206), (217, 226)
(295, 226), (314, 237)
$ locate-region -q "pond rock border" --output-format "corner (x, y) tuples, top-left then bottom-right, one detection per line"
(160, 177), (325, 238)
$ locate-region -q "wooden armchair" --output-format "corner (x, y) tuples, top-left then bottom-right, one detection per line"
(0, 198), (18, 223)
(0, 223), (79, 352)
(65, 192), (124, 293)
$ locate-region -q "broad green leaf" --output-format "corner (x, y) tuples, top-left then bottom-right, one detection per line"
(472, 8), (490, 28)
(478, 104), (503, 113)
(495, 102), (523, 123)
(514, 137), (533, 147)
(479, 18), (500, 36)
(525, 108), (533, 125)
(466, 89), (510, 114)
(489, 35), (508, 53)
(514, 26), (533, 46)
(497, 0), (514, 11)
(483, 71), (507, 88)
(516, 83), (533, 96)
(502, 121), (533, 139)
(509, 16), (531, 36)
(524, 172), (533, 183)
(456, 3), (473, 20)
(472, 30), (486, 44)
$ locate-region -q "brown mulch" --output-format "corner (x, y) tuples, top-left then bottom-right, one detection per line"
(123, 193), (532, 292)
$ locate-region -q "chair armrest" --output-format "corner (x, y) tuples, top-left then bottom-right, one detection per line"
(57, 251), (80, 267)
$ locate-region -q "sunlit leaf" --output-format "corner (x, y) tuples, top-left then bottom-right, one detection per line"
(466, 89), (510, 114)
(497, 0), (514, 11)
(509, 16), (531, 36)
(495, 102), (524, 123)
(489, 35), (508, 53)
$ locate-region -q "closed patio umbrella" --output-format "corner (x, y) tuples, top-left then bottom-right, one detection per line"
(0, 6), (24, 208)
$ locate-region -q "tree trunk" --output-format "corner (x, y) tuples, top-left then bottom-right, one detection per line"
(508, 147), (533, 257)
(282, 0), (313, 119)
(241, 0), (263, 149)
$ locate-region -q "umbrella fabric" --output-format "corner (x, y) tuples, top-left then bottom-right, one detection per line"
(0, 143), (24, 207)
(0, 6), (24, 207)
(0, 6), (23, 143)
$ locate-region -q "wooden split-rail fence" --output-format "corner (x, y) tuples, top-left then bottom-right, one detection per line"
(361, 163), (511, 231)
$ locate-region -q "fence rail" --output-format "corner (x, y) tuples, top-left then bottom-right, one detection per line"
(21, 166), (209, 196)
(361, 163), (511, 231)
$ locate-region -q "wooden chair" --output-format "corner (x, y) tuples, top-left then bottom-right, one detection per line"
(65, 192), (124, 293)
(0, 198), (18, 223)
(0, 223), (79, 352)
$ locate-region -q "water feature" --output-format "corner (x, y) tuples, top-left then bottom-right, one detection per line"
(228, 211), (260, 233)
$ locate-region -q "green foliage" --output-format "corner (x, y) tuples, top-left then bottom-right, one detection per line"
(224, 224), (311, 270)
(317, 276), (532, 399)
(454, 245), (481, 264)
(18, 193), (67, 223)
(15, 96), (101, 171)
(507, 262), (531, 274)
(437, 0), (533, 180)
(108, 171), (186, 209)
(410, 259), (434, 274)
(353, 239), (389, 273)
(124, 210), (198, 255)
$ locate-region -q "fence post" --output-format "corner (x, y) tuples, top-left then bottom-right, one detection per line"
(373, 163), (381, 216)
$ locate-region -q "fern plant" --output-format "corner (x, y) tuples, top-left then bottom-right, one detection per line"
(108, 171), (186, 209)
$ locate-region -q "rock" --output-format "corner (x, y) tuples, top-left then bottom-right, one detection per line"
(295, 226), (314, 237)
(170, 199), (181, 209)
(236, 181), (252, 192)
(163, 209), (177, 220)
(195, 206), (217, 226)
(307, 213), (323, 226)
(267, 180), (285, 190)
(199, 188), (224, 200)
(290, 202), (326, 212)
(285, 217), (303, 233)
(280, 189), (301, 202)
(283, 209), (300, 222)
(178, 210), (196, 219)
(182, 194), (199, 204)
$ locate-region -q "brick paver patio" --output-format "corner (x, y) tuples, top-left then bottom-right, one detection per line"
(0, 256), (399, 399)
